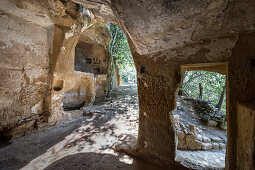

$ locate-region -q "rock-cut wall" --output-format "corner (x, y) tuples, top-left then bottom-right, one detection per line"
(0, 9), (54, 136)
(0, 0), (120, 139)
(62, 72), (95, 110)
(62, 24), (113, 110)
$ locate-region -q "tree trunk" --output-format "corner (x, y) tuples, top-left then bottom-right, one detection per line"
(182, 72), (201, 89)
(199, 83), (203, 100)
(178, 71), (186, 95)
(105, 29), (118, 96)
(216, 85), (226, 111)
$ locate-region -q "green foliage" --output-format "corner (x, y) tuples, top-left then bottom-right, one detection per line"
(181, 71), (226, 113)
(121, 66), (137, 83)
(109, 24), (136, 83)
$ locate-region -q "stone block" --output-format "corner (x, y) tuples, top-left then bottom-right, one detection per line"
(212, 143), (220, 149)
(188, 141), (202, 150)
(220, 122), (227, 130)
(202, 136), (211, 143)
(200, 113), (211, 121)
(196, 134), (203, 141)
(207, 120), (218, 126)
(186, 134), (196, 144)
(211, 136), (222, 142)
(177, 139), (187, 149)
(201, 143), (212, 150)
(219, 143), (226, 149)
(176, 130), (185, 140)
(189, 124), (196, 135)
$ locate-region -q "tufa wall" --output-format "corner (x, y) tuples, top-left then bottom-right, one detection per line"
(0, 0), (118, 138)
(62, 72), (95, 110)
(0, 0), (254, 169)
(76, 0), (255, 169)
(62, 24), (112, 110)
(0, 0), (55, 136)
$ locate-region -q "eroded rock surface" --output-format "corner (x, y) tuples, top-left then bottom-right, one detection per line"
(0, 0), (255, 169)
(174, 97), (226, 152)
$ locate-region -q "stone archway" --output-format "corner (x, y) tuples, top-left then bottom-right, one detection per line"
(0, 0), (254, 169)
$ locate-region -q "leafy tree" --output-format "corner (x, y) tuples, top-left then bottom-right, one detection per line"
(216, 85), (226, 111)
(109, 24), (136, 83)
(181, 71), (226, 113)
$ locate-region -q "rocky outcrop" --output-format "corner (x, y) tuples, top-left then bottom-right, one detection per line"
(194, 100), (227, 130)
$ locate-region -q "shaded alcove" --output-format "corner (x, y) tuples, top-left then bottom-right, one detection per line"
(62, 24), (111, 111)
(59, 23), (140, 159)
(75, 42), (107, 74)
(173, 63), (228, 169)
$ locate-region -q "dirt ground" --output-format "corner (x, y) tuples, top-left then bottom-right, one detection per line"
(174, 97), (227, 170)
(0, 84), (226, 170)
(174, 97), (227, 143)
(0, 84), (161, 170)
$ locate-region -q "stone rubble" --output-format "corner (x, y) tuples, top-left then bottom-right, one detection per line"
(173, 114), (226, 151)
(193, 100), (227, 130)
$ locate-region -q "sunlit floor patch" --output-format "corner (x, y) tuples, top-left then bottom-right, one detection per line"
(0, 85), (160, 170)
(175, 149), (226, 169)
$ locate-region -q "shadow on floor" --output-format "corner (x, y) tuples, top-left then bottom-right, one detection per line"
(0, 118), (85, 170)
(0, 85), (139, 170)
(44, 152), (161, 170)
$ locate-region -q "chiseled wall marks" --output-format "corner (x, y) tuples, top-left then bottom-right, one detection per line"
(0, 13), (54, 135)
(228, 32), (255, 169)
(62, 72), (95, 110)
(237, 102), (255, 170)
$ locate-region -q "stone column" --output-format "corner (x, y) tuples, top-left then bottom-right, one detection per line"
(133, 53), (181, 165)
(44, 25), (81, 124)
(43, 0), (92, 125)
(227, 32), (255, 170)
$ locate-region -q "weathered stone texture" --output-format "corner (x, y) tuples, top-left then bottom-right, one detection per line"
(0, 11), (54, 134)
(237, 102), (255, 169)
(0, 0), (255, 169)
(75, 24), (110, 74)
(95, 75), (107, 98)
(62, 73), (95, 110)
(202, 143), (213, 150)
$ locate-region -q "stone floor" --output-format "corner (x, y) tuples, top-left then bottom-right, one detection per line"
(173, 96), (226, 169)
(0, 84), (226, 170)
(0, 84), (161, 170)
(176, 149), (225, 169)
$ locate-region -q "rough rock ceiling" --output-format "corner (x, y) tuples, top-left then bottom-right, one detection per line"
(0, 0), (53, 27)
(73, 0), (116, 23)
(1, 0), (254, 55)
(74, 0), (255, 55)
(79, 24), (110, 47)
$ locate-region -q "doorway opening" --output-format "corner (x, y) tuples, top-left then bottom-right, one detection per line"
(174, 63), (228, 169)
(108, 23), (136, 85)
(62, 24), (109, 111)
(60, 23), (139, 159)
(91, 23), (139, 152)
